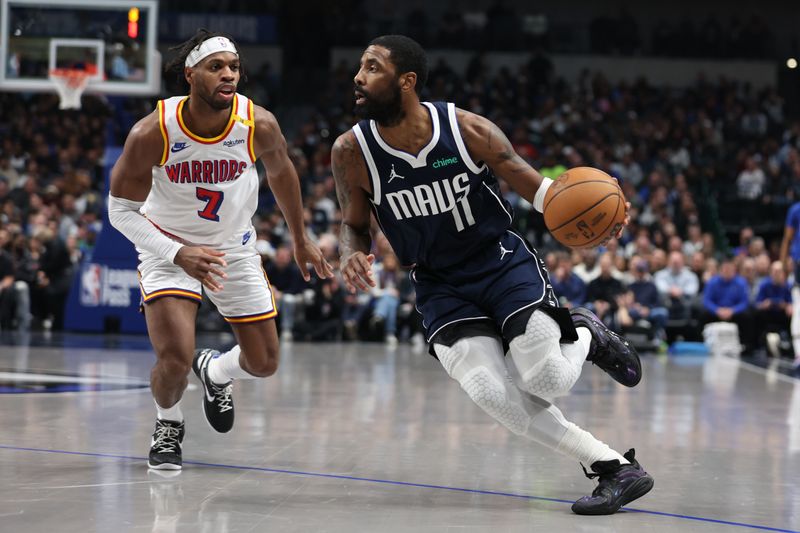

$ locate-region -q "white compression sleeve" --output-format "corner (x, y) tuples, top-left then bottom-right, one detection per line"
(107, 195), (183, 263)
(434, 337), (626, 465)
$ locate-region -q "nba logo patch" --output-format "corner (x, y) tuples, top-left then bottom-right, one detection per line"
(242, 230), (252, 245)
(80, 264), (102, 306)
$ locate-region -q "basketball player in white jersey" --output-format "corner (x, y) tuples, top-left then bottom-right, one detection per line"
(109, 30), (332, 470)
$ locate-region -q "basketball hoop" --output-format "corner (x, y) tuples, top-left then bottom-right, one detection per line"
(49, 68), (91, 110)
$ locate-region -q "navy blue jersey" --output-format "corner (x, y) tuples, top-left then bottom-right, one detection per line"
(353, 101), (513, 270)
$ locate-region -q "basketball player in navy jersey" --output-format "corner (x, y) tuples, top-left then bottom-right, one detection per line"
(109, 30), (331, 470)
(332, 35), (653, 515)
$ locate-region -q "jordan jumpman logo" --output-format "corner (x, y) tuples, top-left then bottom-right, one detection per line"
(499, 242), (512, 260)
(388, 164), (404, 183)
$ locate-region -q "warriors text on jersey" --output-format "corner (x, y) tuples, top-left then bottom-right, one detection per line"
(142, 93), (258, 247)
(353, 102), (513, 269)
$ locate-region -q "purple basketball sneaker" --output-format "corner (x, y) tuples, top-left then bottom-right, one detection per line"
(570, 307), (642, 387)
(572, 448), (654, 515)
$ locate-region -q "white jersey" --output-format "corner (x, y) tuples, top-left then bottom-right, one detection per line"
(142, 93), (259, 247)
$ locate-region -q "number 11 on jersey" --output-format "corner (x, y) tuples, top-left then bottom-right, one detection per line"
(196, 187), (224, 221)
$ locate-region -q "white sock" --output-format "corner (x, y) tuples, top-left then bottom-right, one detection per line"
(575, 327), (593, 357)
(207, 345), (256, 384)
(559, 327), (593, 369)
(555, 421), (628, 465)
(155, 399), (183, 422)
(553, 327), (592, 373)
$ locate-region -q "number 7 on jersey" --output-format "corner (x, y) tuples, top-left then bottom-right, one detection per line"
(196, 187), (224, 221)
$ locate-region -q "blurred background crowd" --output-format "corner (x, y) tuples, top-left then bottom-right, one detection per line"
(1, 1), (799, 363)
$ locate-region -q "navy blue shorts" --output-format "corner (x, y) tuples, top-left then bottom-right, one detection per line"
(412, 230), (561, 343)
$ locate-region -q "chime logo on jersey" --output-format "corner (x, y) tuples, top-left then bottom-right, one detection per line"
(385, 172), (476, 231)
(164, 159), (248, 184)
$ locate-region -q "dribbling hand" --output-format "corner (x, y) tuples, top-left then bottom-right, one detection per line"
(616, 201), (632, 238)
(341, 252), (376, 293)
(174, 246), (227, 292)
(611, 175), (631, 241)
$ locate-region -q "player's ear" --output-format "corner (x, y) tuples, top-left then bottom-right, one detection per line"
(184, 66), (193, 86)
(400, 72), (417, 93)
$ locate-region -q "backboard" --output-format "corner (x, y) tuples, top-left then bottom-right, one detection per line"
(0, 0), (160, 95)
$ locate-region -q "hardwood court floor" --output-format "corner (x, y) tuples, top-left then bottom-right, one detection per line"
(0, 333), (798, 532)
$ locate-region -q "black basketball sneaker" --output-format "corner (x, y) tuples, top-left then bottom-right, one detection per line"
(192, 348), (235, 433)
(572, 448), (654, 515)
(148, 419), (185, 470)
(570, 307), (642, 387)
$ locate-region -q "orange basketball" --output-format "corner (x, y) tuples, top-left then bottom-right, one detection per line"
(542, 167), (626, 249)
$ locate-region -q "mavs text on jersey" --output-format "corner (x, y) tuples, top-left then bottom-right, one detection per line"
(354, 101), (513, 270)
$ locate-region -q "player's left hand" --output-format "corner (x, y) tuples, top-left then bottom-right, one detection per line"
(614, 201), (632, 239)
(294, 240), (334, 282)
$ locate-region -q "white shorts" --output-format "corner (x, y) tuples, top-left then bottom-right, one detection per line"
(137, 235), (277, 324)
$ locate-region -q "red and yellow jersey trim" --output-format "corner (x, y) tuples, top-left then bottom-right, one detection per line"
(176, 94), (238, 144)
(247, 99), (257, 163)
(157, 100), (169, 166)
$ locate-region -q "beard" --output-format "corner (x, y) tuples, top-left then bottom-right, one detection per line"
(198, 87), (234, 111)
(354, 83), (405, 126)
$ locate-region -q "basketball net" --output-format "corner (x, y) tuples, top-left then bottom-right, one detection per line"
(48, 68), (91, 110)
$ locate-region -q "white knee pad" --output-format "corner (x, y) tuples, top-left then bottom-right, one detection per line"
(435, 337), (529, 435)
(509, 310), (581, 399)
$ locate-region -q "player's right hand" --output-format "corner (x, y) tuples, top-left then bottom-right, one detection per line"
(174, 246), (228, 292)
(341, 252), (376, 293)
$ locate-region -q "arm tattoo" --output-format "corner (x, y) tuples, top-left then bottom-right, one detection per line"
(339, 223), (371, 260)
(333, 135), (371, 259)
(332, 138), (352, 212)
(488, 123), (528, 172)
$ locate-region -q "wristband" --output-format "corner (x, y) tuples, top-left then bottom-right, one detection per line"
(533, 177), (554, 213)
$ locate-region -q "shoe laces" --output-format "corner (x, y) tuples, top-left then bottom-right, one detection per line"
(153, 423), (182, 453)
(210, 381), (233, 412)
(581, 452), (639, 497)
(581, 463), (618, 497)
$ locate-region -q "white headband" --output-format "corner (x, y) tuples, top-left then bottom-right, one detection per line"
(185, 36), (238, 68)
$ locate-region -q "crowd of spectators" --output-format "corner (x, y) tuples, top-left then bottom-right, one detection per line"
(157, 1), (781, 59)
(592, 12), (775, 59)
(0, 92), (108, 331)
(322, 2), (777, 59)
(1, 52), (799, 362)
(545, 239), (793, 356)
